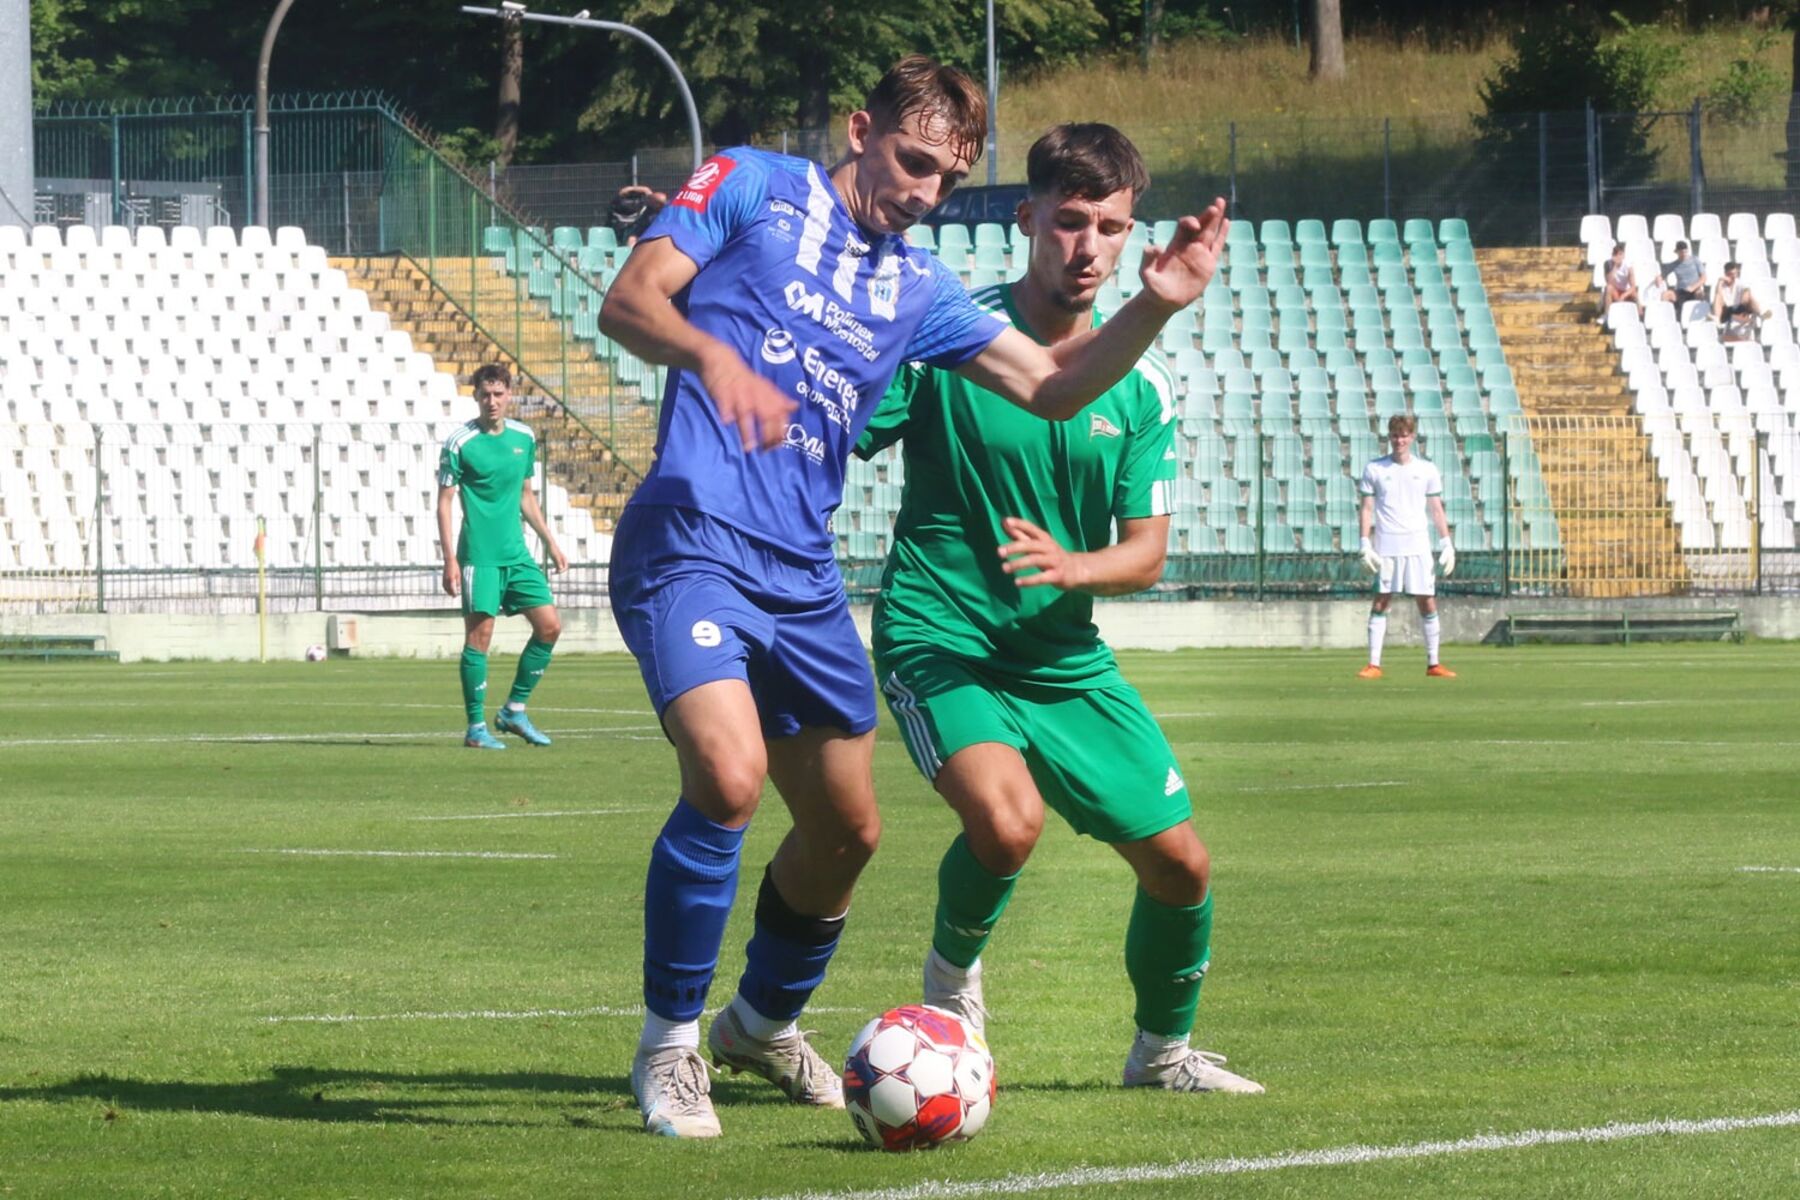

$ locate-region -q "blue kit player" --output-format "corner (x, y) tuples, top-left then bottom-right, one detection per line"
(599, 55), (1229, 1138)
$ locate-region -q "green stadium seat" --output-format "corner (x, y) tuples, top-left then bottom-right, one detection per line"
(1274, 284), (1307, 310)
(1299, 243), (1333, 269)
(1438, 218), (1471, 243)
(1248, 345), (1283, 373)
(1337, 263), (1374, 288)
(936, 243), (970, 272)
(1315, 328), (1349, 353)
(1391, 325), (1425, 352)
(1241, 308), (1272, 338)
(1419, 283), (1454, 311)
(1413, 389), (1445, 414)
(552, 226), (583, 252)
(975, 222), (1007, 248)
(1402, 217), (1435, 244)
(1262, 242), (1296, 269)
(1454, 414), (1490, 439)
(1295, 219), (1328, 245)
(908, 225), (937, 250)
(1374, 389), (1408, 419)
(1240, 285), (1272, 311)
(1367, 218), (1400, 245)
(1372, 241), (1405, 266)
(969, 267), (1003, 290)
(1331, 218), (1364, 247)
(973, 244), (1008, 271)
(1314, 308), (1347, 334)
(587, 226), (619, 251)
(1153, 219), (1179, 245)
(1406, 239), (1438, 266)
(1297, 388), (1334, 418)
(1337, 243), (1369, 268)
(1258, 219), (1292, 246)
(482, 225), (512, 254)
(1444, 365), (1480, 393)
(1264, 262), (1299, 288)
(935, 224), (971, 253)
(1010, 224), (1030, 258)
(1346, 284), (1381, 309)
(1488, 386), (1522, 413)
(1399, 347), (1434, 372)
(1301, 524), (1337, 553)
(578, 245), (609, 273)
(1468, 327), (1502, 353)
(1413, 260), (1447, 290)
(1444, 240), (1476, 266)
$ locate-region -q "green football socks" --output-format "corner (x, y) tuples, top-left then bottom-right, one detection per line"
(459, 646), (488, 725)
(508, 638), (555, 706)
(931, 833), (1021, 970)
(1125, 888), (1213, 1038)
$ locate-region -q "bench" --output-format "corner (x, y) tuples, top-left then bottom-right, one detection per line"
(1499, 610), (1744, 646)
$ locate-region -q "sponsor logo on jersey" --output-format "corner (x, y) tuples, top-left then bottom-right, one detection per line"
(672, 155), (736, 211)
(768, 198), (803, 220)
(1090, 414), (1122, 438)
(799, 345), (860, 423)
(760, 327), (797, 365)
(1164, 766), (1184, 796)
(691, 620), (722, 648)
(782, 421), (826, 464)
(783, 279), (879, 362)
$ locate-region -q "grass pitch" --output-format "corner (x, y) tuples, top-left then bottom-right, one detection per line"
(1, 643), (1796, 1198)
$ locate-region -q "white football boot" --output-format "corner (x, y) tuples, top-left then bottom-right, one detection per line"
(706, 1005), (843, 1107)
(1123, 1045), (1264, 1094)
(922, 948), (989, 1039)
(630, 1046), (723, 1138)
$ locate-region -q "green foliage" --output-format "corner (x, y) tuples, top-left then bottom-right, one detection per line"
(1707, 31), (1784, 126)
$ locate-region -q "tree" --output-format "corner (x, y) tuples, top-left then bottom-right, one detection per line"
(1308, 0), (1344, 83)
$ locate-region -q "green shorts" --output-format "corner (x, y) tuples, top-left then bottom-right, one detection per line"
(876, 649), (1191, 844)
(460, 560), (554, 618)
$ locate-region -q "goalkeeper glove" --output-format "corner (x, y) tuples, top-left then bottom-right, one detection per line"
(1359, 537), (1383, 575)
(1438, 541), (1457, 577)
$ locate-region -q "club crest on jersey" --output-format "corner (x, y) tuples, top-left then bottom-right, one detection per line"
(672, 155), (736, 211)
(1090, 414), (1122, 438)
(867, 254), (901, 321)
(760, 328), (797, 364)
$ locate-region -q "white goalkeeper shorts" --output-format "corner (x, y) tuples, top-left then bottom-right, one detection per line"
(1376, 552), (1436, 596)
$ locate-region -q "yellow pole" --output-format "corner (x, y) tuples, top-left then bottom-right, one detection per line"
(256, 517), (268, 663)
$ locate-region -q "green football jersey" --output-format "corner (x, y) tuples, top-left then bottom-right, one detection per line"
(438, 418), (537, 567)
(856, 283), (1179, 687)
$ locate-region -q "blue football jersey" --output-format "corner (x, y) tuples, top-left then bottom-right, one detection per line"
(624, 147), (1005, 558)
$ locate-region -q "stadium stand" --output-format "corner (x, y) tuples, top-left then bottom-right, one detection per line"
(1584, 213), (1800, 556)
(489, 219), (1553, 574)
(0, 224), (606, 578)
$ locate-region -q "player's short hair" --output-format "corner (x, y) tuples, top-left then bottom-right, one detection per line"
(1611, 241), (1626, 255)
(471, 363), (512, 392)
(1026, 123), (1150, 208)
(864, 55), (987, 167)
(1387, 414), (1417, 438)
(1675, 240), (1690, 252)
(1724, 260), (1741, 273)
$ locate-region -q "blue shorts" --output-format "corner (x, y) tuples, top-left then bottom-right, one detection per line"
(609, 504), (877, 740)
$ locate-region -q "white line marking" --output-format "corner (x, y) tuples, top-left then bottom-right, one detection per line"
(264, 1003), (864, 1024)
(1739, 866), (1800, 874)
(410, 808), (658, 821)
(242, 849), (558, 860)
(1576, 699), (1682, 707)
(1152, 711), (1220, 719)
(757, 1110), (1800, 1200)
(0, 727), (659, 749)
(1233, 780), (1406, 794)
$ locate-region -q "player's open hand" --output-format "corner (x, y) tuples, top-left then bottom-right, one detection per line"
(1137, 198), (1229, 311)
(703, 353), (799, 452)
(549, 544), (569, 574)
(441, 562), (460, 597)
(998, 516), (1088, 591)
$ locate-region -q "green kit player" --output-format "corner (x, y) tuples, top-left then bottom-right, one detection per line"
(436, 363), (568, 750)
(857, 125), (1261, 1094)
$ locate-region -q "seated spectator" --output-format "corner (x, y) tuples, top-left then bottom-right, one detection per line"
(1712, 260), (1769, 342)
(1600, 242), (1641, 323)
(609, 184), (668, 247)
(1660, 241), (1708, 313)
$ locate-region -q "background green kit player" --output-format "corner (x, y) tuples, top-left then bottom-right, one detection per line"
(856, 124), (1261, 1094)
(436, 363), (568, 750)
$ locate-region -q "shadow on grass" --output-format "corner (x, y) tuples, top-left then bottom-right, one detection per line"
(0, 1065), (635, 1129)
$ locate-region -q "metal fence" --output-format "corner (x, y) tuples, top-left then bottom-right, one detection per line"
(8, 416), (1791, 613)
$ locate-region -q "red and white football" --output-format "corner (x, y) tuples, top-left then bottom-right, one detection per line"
(842, 1004), (995, 1151)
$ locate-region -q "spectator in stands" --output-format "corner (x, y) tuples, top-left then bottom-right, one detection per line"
(610, 184), (667, 246)
(1660, 241), (1707, 313)
(1711, 260), (1769, 342)
(1600, 242), (1641, 323)
(436, 363), (568, 751)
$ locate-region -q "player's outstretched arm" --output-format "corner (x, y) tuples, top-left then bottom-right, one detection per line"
(955, 199), (1228, 421)
(998, 514), (1169, 596)
(436, 485), (460, 596)
(598, 238), (796, 451)
(519, 481), (568, 574)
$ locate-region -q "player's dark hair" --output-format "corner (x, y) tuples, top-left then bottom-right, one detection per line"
(1026, 124), (1150, 208)
(1675, 240), (1690, 252)
(1612, 241), (1627, 255)
(864, 55), (987, 168)
(1724, 260), (1741, 273)
(1388, 414), (1417, 438)
(471, 363), (512, 391)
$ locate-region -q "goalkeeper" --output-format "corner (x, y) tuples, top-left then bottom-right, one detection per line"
(857, 124), (1260, 1095)
(1355, 413), (1456, 679)
(436, 363), (568, 749)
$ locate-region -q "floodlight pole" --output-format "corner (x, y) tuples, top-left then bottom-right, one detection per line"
(460, 6), (703, 172)
(254, 0), (299, 230)
(984, 0), (997, 185)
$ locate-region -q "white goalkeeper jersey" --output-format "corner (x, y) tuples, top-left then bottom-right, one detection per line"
(1359, 452), (1442, 557)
